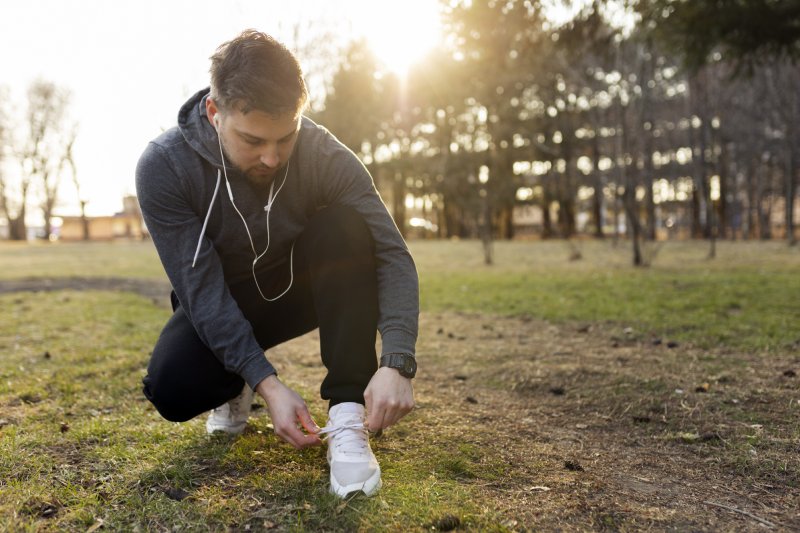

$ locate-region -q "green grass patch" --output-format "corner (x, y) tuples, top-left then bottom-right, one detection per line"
(0, 291), (511, 530)
(0, 240), (164, 280)
(413, 239), (800, 351)
(1, 239), (797, 351)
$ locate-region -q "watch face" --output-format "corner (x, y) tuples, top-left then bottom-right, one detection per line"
(382, 354), (415, 377)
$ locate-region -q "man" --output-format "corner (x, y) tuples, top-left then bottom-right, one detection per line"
(135, 29), (418, 498)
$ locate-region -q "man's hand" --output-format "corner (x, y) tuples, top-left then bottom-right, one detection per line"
(255, 375), (322, 449)
(363, 367), (415, 431)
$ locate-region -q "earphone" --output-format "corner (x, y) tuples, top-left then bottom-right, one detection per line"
(213, 111), (295, 302)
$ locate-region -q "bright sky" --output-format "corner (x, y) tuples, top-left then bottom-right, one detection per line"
(0, 0), (444, 217)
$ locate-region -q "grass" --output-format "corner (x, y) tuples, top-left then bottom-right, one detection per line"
(0, 240), (164, 280)
(414, 239), (800, 351)
(0, 291), (493, 531)
(0, 238), (798, 530)
(4, 238), (799, 351)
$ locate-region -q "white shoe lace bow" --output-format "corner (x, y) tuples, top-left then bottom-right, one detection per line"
(318, 420), (369, 454)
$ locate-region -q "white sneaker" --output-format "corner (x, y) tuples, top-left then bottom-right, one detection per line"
(206, 384), (254, 435)
(321, 402), (382, 498)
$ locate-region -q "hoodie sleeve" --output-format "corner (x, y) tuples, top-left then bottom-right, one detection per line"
(136, 141), (276, 389)
(316, 133), (419, 358)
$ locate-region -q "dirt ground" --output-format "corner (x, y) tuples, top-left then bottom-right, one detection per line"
(3, 278), (798, 531)
(411, 312), (800, 531)
(0, 277), (172, 307)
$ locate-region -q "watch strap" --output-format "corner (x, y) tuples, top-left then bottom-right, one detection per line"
(380, 352), (417, 378)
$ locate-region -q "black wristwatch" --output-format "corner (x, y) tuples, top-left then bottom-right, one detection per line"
(380, 353), (417, 379)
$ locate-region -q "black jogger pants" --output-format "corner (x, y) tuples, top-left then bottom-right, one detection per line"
(142, 205), (380, 422)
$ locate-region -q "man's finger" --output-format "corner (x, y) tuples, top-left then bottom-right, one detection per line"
(376, 403), (411, 431)
(367, 406), (389, 432)
(364, 389), (374, 419)
(365, 406), (381, 431)
(297, 406), (321, 434)
(279, 424), (319, 449)
(294, 410), (322, 447)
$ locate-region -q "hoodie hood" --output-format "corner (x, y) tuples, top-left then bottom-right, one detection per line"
(178, 87), (223, 168)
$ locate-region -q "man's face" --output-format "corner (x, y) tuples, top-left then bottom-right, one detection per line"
(208, 100), (300, 185)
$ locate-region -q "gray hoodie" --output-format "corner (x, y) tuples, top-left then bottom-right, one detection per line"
(135, 88), (418, 389)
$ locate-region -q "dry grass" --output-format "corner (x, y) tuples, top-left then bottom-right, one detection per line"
(417, 312), (800, 530)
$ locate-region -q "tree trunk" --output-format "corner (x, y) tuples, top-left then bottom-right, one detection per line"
(43, 194), (56, 241)
(612, 184), (621, 244)
(757, 160), (772, 240)
(591, 132), (605, 239)
(746, 158), (757, 239)
(442, 193), (470, 239)
(717, 141), (731, 239)
(639, 45), (656, 241)
(557, 134), (576, 238)
(557, 196), (576, 238)
(8, 212), (27, 241)
(687, 73), (710, 240)
(691, 183), (703, 238)
(497, 205), (514, 240)
(696, 129), (712, 240)
(786, 85), (798, 246)
(616, 93), (642, 265)
(80, 200), (90, 240)
(623, 182), (643, 266)
(642, 150), (656, 241)
(786, 153), (798, 246)
(541, 176), (554, 239)
(481, 185), (493, 265)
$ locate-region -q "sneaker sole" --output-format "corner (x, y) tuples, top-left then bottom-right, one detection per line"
(330, 468), (382, 498)
(205, 421), (246, 435)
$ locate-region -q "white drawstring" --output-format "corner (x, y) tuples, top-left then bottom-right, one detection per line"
(192, 170), (221, 268)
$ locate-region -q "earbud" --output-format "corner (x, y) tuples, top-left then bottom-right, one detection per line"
(213, 114), (221, 130)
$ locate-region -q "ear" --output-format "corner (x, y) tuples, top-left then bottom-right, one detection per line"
(206, 97), (220, 127)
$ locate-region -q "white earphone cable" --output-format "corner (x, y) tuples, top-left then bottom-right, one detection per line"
(214, 122), (295, 301)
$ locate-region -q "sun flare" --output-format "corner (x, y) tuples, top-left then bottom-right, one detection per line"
(350, 0), (444, 76)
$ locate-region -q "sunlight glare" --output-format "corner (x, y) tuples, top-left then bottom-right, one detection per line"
(350, 0), (443, 76)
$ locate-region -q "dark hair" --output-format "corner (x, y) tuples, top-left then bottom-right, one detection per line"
(210, 29), (308, 116)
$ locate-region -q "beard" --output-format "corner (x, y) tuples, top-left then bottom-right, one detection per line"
(244, 163), (280, 184)
(218, 138), (280, 185)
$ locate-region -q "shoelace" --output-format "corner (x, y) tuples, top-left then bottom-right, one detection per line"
(318, 420), (369, 454)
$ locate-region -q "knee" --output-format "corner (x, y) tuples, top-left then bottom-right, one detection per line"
(142, 374), (196, 422)
(305, 206), (374, 255)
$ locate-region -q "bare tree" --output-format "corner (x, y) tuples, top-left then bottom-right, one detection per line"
(280, 19), (339, 113)
(19, 80), (72, 241)
(0, 85), (10, 237)
(62, 128), (89, 240)
(0, 168), (32, 241)
(0, 85), (31, 240)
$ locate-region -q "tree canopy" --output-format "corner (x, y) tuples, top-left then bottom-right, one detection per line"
(634, 0), (800, 72)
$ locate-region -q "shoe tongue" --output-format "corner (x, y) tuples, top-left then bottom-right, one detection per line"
(330, 402), (365, 423)
(331, 402), (364, 415)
